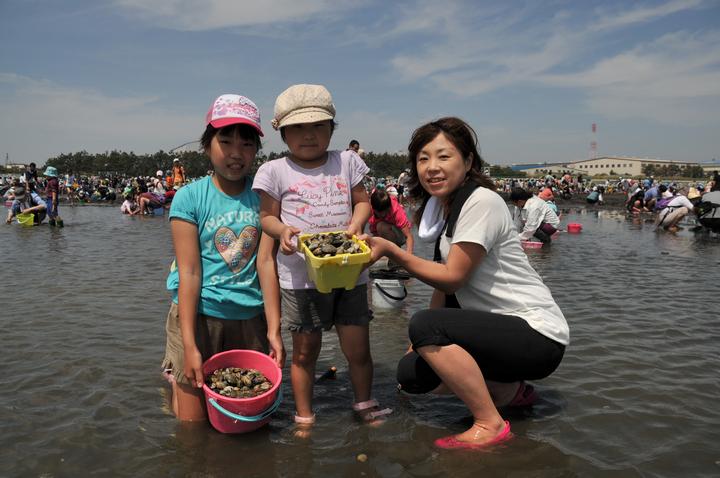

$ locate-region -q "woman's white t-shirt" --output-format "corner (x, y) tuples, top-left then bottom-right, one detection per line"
(439, 187), (569, 346)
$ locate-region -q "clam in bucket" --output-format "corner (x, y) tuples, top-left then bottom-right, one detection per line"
(299, 232), (371, 293)
(202, 349), (282, 434)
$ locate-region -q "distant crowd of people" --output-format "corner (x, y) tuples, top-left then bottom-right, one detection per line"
(2, 158), (192, 224)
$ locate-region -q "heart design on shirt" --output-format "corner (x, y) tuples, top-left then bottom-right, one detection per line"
(214, 226), (258, 273)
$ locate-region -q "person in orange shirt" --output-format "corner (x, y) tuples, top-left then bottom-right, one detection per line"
(172, 158), (187, 187)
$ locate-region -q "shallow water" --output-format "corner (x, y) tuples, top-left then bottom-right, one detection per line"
(2, 205), (720, 477)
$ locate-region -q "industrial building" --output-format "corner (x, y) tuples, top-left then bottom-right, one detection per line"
(511, 156), (701, 177)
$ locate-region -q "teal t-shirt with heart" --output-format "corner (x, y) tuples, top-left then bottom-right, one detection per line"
(166, 175), (264, 320)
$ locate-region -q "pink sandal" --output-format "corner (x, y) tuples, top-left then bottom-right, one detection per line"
(434, 420), (512, 450)
(353, 399), (392, 422)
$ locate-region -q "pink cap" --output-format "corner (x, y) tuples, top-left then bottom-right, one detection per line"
(206, 94), (263, 136)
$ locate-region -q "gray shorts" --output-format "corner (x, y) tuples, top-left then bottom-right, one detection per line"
(161, 302), (269, 385)
(281, 284), (372, 333)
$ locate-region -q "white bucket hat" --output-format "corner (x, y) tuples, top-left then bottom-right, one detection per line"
(271, 84), (335, 130)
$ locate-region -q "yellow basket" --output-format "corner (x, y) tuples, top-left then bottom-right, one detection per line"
(299, 232), (371, 293)
(16, 213), (35, 227)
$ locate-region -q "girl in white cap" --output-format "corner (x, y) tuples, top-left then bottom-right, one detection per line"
(253, 84), (389, 433)
(161, 94), (285, 421)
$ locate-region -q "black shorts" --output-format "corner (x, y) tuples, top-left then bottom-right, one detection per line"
(396, 306), (565, 394)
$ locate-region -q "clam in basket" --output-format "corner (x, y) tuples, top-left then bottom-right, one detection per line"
(299, 232), (371, 293)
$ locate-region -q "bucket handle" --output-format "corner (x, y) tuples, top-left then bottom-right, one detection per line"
(208, 388), (283, 422)
(374, 282), (407, 301)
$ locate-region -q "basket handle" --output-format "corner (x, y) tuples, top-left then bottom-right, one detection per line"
(374, 282), (407, 301)
(208, 388), (283, 422)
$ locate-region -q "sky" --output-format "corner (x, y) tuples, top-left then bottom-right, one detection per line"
(1, 0), (719, 167)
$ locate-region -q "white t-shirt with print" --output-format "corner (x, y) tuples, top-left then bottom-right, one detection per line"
(253, 150), (370, 289)
(439, 187), (569, 346)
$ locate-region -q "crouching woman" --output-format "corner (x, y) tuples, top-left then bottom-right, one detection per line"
(363, 117), (569, 449)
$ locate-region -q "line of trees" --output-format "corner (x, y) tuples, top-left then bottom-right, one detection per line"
(2, 149), (526, 180)
(641, 164), (707, 178)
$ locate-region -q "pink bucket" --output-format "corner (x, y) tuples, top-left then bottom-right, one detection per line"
(202, 349), (282, 434)
(521, 240), (543, 249)
(567, 223), (582, 233)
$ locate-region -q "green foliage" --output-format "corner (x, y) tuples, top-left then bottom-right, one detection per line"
(45, 150), (211, 178)
(363, 152), (409, 178)
(642, 163), (707, 178)
(38, 148), (526, 182)
(489, 165), (526, 178)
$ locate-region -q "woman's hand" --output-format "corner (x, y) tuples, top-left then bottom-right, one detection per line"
(267, 332), (286, 368)
(359, 234), (397, 264)
(279, 225), (301, 255)
(183, 346), (204, 388)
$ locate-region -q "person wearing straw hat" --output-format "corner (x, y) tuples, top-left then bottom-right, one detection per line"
(43, 166), (63, 227)
(5, 185), (46, 225)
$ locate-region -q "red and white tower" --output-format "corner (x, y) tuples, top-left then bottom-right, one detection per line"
(590, 123), (598, 159)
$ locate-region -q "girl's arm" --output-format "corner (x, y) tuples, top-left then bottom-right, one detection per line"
(256, 232), (285, 368)
(364, 235), (485, 294)
(348, 183), (371, 236)
(171, 219), (204, 388)
(259, 191), (300, 254)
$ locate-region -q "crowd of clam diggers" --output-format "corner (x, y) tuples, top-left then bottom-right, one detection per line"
(492, 171), (720, 234)
(2, 159), (192, 224)
(4, 163), (720, 234)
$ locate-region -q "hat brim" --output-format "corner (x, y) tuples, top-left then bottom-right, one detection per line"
(209, 117), (264, 136)
(276, 108), (334, 129)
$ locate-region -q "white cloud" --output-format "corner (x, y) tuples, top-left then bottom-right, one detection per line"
(591, 0), (704, 31)
(113, 0), (361, 31)
(540, 31), (720, 123)
(0, 74), (198, 162)
(384, 1), (720, 124)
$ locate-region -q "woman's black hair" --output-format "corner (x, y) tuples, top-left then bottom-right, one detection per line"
(200, 123), (262, 151)
(406, 117), (495, 224)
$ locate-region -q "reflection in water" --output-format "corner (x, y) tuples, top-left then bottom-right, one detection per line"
(1, 205), (719, 477)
